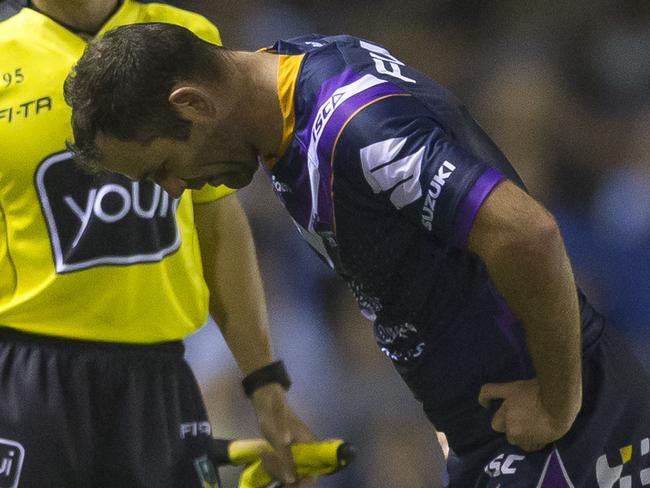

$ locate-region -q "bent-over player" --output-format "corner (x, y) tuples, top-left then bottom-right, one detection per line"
(64, 23), (650, 486)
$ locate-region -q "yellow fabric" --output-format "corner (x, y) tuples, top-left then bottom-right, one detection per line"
(0, 0), (232, 342)
(269, 54), (304, 168)
(620, 444), (633, 464)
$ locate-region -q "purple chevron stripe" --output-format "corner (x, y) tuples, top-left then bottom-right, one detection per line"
(453, 166), (504, 246)
(538, 449), (574, 488)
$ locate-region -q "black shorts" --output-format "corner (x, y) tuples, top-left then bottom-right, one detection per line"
(0, 327), (221, 488)
(447, 326), (650, 487)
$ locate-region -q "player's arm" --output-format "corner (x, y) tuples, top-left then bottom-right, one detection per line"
(332, 95), (485, 462)
(193, 194), (316, 487)
(470, 180), (582, 451)
(194, 194), (272, 374)
(335, 93), (581, 451)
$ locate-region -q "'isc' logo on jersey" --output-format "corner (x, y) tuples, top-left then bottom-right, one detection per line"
(35, 151), (181, 273)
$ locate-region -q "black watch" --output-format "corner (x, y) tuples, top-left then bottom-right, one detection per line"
(242, 360), (292, 398)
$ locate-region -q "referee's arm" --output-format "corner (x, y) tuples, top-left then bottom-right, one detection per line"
(469, 179), (582, 452)
(194, 194), (314, 486)
(194, 194), (273, 374)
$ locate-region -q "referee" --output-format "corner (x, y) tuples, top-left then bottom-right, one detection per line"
(0, 2), (313, 487)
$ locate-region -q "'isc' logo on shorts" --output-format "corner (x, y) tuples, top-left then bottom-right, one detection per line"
(0, 438), (24, 488)
(484, 453), (525, 477)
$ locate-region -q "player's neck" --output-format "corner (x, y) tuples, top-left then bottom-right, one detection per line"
(30, 0), (120, 35)
(234, 52), (284, 165)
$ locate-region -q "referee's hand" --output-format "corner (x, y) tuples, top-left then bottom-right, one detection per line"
(478, 378), (573, 452)
(251, 383), (316, 488)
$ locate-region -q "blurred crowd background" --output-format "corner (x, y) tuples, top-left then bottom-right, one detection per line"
(173, 1), (649, 486)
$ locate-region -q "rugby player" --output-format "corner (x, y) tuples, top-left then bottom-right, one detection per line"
(0, 2), (313, 487)
(64, 23), (650, 486)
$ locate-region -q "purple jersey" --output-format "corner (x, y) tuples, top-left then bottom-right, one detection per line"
(265, 34), (650, 486)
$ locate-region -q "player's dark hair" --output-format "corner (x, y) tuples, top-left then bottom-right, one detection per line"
(64, 22), (232, 170)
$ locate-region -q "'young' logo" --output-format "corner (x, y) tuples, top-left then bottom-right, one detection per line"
(35, 151), (181, 273)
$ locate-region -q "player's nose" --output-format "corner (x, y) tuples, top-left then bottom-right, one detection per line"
(155, 176), (187, 199)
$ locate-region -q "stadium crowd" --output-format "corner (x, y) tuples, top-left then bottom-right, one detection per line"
(176, 1), (649, 485)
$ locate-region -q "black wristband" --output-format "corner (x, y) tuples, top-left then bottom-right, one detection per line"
(242, 360), (292, 398)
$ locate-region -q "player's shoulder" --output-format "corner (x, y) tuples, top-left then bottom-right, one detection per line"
(333, 94), (441, 171)
(127, 0), (221, 45)
(270, 34), (370, 55)
(273, 34), (381, 97)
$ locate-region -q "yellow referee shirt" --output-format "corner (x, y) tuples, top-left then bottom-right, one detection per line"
(0, 0), (233, 342)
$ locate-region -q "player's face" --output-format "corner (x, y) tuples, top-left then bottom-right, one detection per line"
(94, 122), (259, 198)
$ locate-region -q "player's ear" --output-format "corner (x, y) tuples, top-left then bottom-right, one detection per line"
(169, 85), (215, 123)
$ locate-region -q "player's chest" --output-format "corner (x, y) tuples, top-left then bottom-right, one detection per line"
(268, 156), (412, 277)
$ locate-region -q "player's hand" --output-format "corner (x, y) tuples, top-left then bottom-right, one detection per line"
(250, 383), (316, 487)
(478, 378), (575, 452)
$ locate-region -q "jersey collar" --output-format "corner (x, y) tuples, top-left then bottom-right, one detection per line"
(20, 0), (132, 46)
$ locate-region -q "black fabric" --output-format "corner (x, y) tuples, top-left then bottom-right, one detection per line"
(0, 0), (25, 22)
(446, 327), (650, 487)
(0, 328), (221, 487)
(208, 439), (233, 466)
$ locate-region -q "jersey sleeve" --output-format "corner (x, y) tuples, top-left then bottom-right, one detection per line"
(333, 94), (506, 247)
